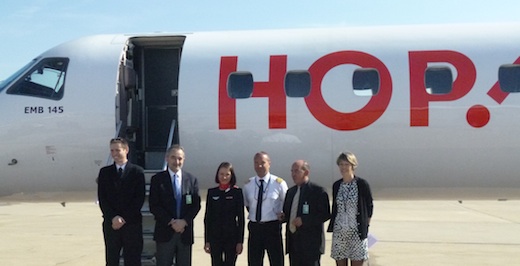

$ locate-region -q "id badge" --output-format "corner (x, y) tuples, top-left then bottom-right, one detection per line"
(186, 194), (192, 205)
(302, 202), (309, 214)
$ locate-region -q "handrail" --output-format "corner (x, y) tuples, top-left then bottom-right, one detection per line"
(106, 120), (123, 166)
(163, 119), (177, 170)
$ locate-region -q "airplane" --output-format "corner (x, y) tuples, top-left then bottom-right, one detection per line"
(1, 23), (520, 200)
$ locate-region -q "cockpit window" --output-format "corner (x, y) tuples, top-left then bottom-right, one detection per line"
(0, 58), (38, 93)
(6, 58), (69, 100)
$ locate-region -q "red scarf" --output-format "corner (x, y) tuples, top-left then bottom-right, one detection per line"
(219, 183), (231, 191)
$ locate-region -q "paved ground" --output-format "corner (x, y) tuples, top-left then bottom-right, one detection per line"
(0, 192), (519, 265)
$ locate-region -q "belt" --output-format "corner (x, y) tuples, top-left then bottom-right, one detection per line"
(251, 220), (278, 225)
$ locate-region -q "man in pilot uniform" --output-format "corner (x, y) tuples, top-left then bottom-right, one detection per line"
(243, 151), (288, 266)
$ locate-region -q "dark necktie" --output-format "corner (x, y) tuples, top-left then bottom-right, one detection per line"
(115, 167), (123, 190)
(256, 179), (264, 222)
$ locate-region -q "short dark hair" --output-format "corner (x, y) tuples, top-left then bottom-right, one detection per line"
(214, 162), (237, 186)
(110, 137), (129, 149)
(254, 151), (270, 162)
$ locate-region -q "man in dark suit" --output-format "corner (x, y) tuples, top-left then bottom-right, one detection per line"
(149, 144), (201, 266)
(281, 160), (331, 266)
(98, 137), (146, 266)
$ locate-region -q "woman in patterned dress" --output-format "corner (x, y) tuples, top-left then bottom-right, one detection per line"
(327, 152), (373, 266)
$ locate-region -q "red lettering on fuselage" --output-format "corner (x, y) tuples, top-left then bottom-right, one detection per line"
(218, 56), (287, 129)
(218, 52), (392, 130)
(219, 56), (237, 129)
(487, 56), (520, 104)
(306, 51), (392, 130)
(409, 50), (476, 126)
(218, 50), (509, 130)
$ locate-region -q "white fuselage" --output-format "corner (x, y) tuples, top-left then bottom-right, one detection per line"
(1, 24), (520, 199)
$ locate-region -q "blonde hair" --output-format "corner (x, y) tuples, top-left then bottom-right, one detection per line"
(336, 151), (358, 169)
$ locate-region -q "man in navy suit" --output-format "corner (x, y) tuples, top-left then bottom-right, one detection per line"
(282, 160), (331, 266)
(98, 137), (146, 266)
(149, 144), (201, 266)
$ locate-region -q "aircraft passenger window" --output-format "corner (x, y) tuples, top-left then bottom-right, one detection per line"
(498, 64), (520, 93)
(6, 58), (69, 100)
(285, 70), (311, 97)
(425, 66), (452, 94)
(353, 68), (379, 96)
(228, 72), (253, 99)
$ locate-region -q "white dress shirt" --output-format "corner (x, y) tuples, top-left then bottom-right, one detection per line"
(243, 173), (288, 222)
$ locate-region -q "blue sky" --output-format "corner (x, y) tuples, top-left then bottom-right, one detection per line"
(1, 0), (520, 80)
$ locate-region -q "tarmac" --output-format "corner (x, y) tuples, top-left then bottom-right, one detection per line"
(0, 191), (519, 266)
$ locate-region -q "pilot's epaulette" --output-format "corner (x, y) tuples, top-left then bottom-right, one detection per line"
(276, 177), (284, 183)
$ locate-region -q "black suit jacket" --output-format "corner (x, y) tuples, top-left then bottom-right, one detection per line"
(282, 181), (331, 257)
(149, 169), (201, 245)
(204, 186), (245, 245)
(97, 162), (145, 224)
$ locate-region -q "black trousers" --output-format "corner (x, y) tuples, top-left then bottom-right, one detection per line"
(102, 221), (143, 266)
(288, 245), (321, 266)
(287, 233), (321, 266)
(247, 221), (284, 266)
(210, 241), (238, 266)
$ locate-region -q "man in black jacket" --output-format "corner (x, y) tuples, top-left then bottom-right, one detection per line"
(98, 137), (145, 266)
(282, 160), (331, 266)
(149, 145), (201, 266)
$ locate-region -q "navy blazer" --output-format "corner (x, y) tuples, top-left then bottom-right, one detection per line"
(149, 170), (201, 245)
(327, 176), (373, 239)
(282, 181), (331, 257)
(97, 162), (145, 224)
